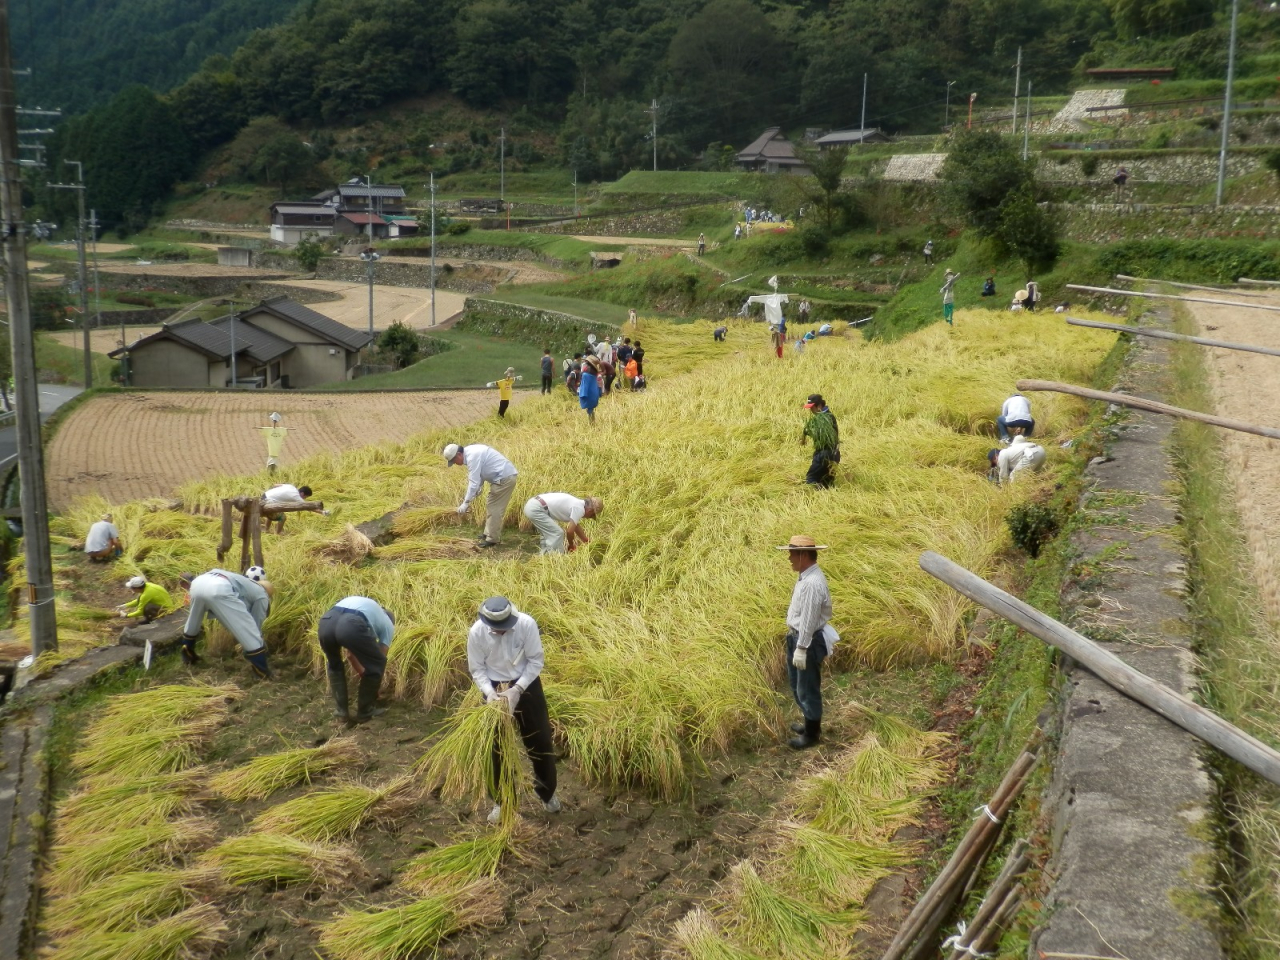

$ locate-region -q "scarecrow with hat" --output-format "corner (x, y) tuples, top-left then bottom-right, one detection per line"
(777, 535), (836, 750)
(801, 394), (840, 488)
(940, 269), (960, 326)
(485, 367), (521, 418)
(467, 596), (561, 823)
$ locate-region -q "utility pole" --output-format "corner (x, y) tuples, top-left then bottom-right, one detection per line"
(650, 99), (658, 171)
(1216, 0), (1240, 208)
(229, 306), (237, 387)
(48, 160), (90, 387)
(429, 172), (436, 328)
(860, 74), (868, 143)
(1012, 46), (1022, 136)
(0, 0), (59, 654)
(1023, 82), (1032, 160)
(945, 80), (956, 130)
(573, 169), (578, 217)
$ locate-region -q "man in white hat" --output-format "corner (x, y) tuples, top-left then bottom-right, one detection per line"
(116, 575), (175, 623)
(940, 269), (960, 326)
(467, 596), (560, 823)
(443, 442), (518, 548)
(178, 569), (275, 678)
(84, 513), (122, 561)
(522, 494), (603, 554)
(777, 534), (835, 750)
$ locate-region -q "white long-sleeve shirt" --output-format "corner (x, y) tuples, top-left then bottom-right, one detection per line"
(467, 611), (544, 696)
(264, 483), (304, 504)
(460, 444), (518, 506)
(786, 564), (833, 653)
(596, 341), (613, 364)
(998, 436), (1047, 483)
(1001, 394), (1032, 422)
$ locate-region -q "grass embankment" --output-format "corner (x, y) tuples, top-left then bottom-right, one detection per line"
(34, 310), (1116, 957)
(1168, 307), (1280, 958)
(386, 229), (622, 266)
(36, 334), (115, 387)
(434, 170), (583, 206)
(164, 183), (278, 225)
(320, 328), (545, 390)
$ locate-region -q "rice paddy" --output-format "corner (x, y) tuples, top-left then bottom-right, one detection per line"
(34, 310), (1116, 957)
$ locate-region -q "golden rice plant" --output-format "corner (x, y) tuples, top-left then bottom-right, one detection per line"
(318, 878), (504, 960)
(416, 693), (527, 822)
(47, 818), (215, 896)
(201, 833), (363, 887)
(673, 909), (767, 960)
(43, 903), (228, 960)
(206, 736), (360, 801)
(43, 867), (222, 937)
(779, 822), (906, 905)
(401, 825), (514, 890)
(57, 773), (201, 836)
(90, 684), (242, 737)
(727, 861), (859, 960)
(251, 776), (420, 841)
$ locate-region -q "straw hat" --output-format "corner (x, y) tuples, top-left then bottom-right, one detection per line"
(1015, 289), (1028, 302)
(776, 535), (829, 551)
(505, 367), (516, 377)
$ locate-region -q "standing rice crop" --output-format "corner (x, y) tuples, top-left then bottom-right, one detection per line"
(207, 736), (360, 801)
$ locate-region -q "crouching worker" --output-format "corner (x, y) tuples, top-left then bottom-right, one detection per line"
(777, 535), (836, 750)
(85, 513), (122, 561)
(116, 575), (175, 623)
(987, 433), (1047, 485)
(179, 569), (274, 678)
(522, 493), (603, 554)
(468, 597), (560, 823)
(319, 596), (394, 724)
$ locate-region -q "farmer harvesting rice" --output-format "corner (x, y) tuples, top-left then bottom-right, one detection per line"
(485, 367), (520, 418)
(443, 442), (519, 548)
(318, 596), (395, 724)
(84, 513), (122, 561)
(940, 269), (960, 326)
(522, 494), (604, 554)
(996, 392), (1035, 443)
(777, 535), (836, 750)
(263, 482), (313, 534)
(987, 435), (1047, 485)
(179, 569), (274, 678)
(467, 596), (560, 823)
(115, 575), (175, 623)
(801, 394), (840, 488)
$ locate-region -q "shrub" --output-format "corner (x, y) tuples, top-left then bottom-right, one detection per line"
(1266, 149), (1280, 182)
(116, 293), (156, 308)
(445, 222), (472, 236)
(1079, 155), (1099, 178)
(1006, 502), (1059, 557)
(294, 235), (326, 273)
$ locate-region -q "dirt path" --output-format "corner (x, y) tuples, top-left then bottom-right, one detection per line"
(1187, 294), (1280, 627)
(45, 390), (526, 510)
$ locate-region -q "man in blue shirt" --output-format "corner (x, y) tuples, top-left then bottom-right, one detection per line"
(319, 596), (395, 724)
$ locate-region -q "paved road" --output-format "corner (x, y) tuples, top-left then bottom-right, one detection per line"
(0, 385), (85, 469)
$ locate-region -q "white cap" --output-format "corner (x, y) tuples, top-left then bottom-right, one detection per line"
(126, 576), (146, 589)
(269, 412), (281, 423)
(442, 443), (461, 463)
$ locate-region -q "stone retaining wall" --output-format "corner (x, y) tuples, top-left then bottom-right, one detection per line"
(1058, 203), (1280, 242)
(458, 297), (620, 357)
(1038, 152), (1261, 184)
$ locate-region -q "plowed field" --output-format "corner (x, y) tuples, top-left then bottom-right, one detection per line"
(46, 390), (525, 510)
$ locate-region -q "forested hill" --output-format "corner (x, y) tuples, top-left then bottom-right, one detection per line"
(13, 0), (302, 112)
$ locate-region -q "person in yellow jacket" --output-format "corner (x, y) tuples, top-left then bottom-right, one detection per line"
(117, 575), (176, 623)
(486, 367), (522, 418)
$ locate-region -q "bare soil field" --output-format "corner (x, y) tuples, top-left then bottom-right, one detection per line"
(1188, 295), (1280, 627)
(46, 390), (525, 510)
(48, 326), (162, 353)
(282, 278), (470, 329)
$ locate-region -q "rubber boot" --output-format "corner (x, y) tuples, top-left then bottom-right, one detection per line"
(180, 636), (202, 665)
(328, 668), (350, 721)
(789, 718), (820, 750)
(353, 673), (386, 724)
(790, 721), (806, 734)
(244, 649), (274, 680)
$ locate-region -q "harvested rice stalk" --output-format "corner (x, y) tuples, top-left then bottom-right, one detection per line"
(251, 776), (420, 841)
(57, 773), (202, 835)
(401, 826), (514, 890)
(73, 726), (214, 786)
(47, 818), (215, 896)
(91, 684), (242, 736)
(416, 695), (526, 822)
(317, 524), (376, 564)
(43, 867), (222, 937)
(318, 878), (504, 960)
(207, 737), (360, 802)
(779, 822), (906, 904)
(202, 833), (363, 887)
(391, 506), (459, 537)
(373, 539), (478, 562)
(673, 909), (768, 960)
(44, 903), (228, 960)
(728, 862), (858, 960)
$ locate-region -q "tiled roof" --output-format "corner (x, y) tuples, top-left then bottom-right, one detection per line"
(272, 203), (336, 216)
(736, 127), (805, 164)
(339, 213), (388, 226)
(210, 315), (295, 364)
(109, 317), (235, 360)
(814, 128), (885, 145)
(248, 298), (373, 352)
(337, 184), (406, 199)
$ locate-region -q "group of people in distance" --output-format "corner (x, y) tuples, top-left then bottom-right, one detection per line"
(561, 334), (646, 424)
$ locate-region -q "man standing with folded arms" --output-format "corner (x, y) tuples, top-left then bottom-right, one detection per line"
(777, 535), (835, 750)
(443, 442), (518, 548)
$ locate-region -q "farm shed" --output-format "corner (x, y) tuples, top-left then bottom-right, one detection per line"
(736, 127), (811, 175)
(814, 127), (890, 147)
(237, 297), (374, 386)
(111, 317), (278, 389)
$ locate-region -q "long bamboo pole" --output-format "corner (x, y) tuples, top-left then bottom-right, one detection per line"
(1065, 283), (1280, 313)
(920, 551), (1280, 786)
(1113, 274), (1269, 297)
(1238, 277), (1280, 287)
(1065, 317), (1280, 359)
(1016, 378), (1280, 441)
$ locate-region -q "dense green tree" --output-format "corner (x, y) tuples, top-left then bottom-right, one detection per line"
(939, 130), (1035, 237)
(223, 117), (317, 192)
(997, 188), (1059, 272)
(377, 321), (422, 368)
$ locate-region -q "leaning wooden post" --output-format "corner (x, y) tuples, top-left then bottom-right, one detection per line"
(919, 551), (1280, 786)
(1066, 316), (1280, 359)
(1016, 378), (1280, 442)
(249, 500), (264, 569)
(1236, 277), (1280, 287)
(1065, 283), (1280, 313)
(216, 499), (234, 564)
(238, 510), (252, 572)
(1113, 274), (1269, 297)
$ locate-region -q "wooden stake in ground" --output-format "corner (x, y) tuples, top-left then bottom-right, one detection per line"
(1065, 317), (1280, 359)
(919, 551), (1280, 787)
(1016, 378), (1280, 442)
(215, 495), (324, 570)
(1065, 283), (1280, 313)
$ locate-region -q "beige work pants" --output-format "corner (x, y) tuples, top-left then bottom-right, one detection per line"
(484, 474), (518, 543)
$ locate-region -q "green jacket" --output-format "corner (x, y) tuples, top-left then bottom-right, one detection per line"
(122, 582), (175, 618)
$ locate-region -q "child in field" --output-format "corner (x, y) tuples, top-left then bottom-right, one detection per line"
(486, 367), (520, 418)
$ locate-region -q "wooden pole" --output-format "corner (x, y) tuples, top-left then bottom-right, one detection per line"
(945, 841), (1029, 960)
(1237, 277), (1280, 287)
(920, 551), (1280, 787)
(238, 511), (252, 572)
(1066, 317), (1280, 359)
(1065, 283), (1280, 314)
(216, 499), (234, 564)
(250, 500), (263, 569)
(1113, 274), (1269, 297)
(1016, 379), (1280, 441)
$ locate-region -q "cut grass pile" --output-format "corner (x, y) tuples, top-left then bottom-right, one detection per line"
(50, 309), (1115, 805)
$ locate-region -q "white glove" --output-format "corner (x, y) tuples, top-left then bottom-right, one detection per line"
(515, 376), (523, 381)
(484, 689), (501, 704)
(456, 503), (469, 515)
(500, 685), (522, 715)
(486, 381), (496, 388)
(792, 646), (808, 670)
(117, 609), (129, 618)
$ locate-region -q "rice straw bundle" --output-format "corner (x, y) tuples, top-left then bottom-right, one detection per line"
(207, 737), (360, 801)
(43, 867), (222, 937)
(47, 818), (215, 896)
(316, 523), (376, 564)
(57, 773), (202, 836)
(779, 822), (905, 904)
(401, 825), (514, 890)
(43, 903), (228, 960)
(416, 695), (527, 821)
(673, 908), (768, 960)
(202, 833), (363, 887)
(251, 776), (420, 840)
(391, 506), (459, 537)
(727, 861), (858, 960)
